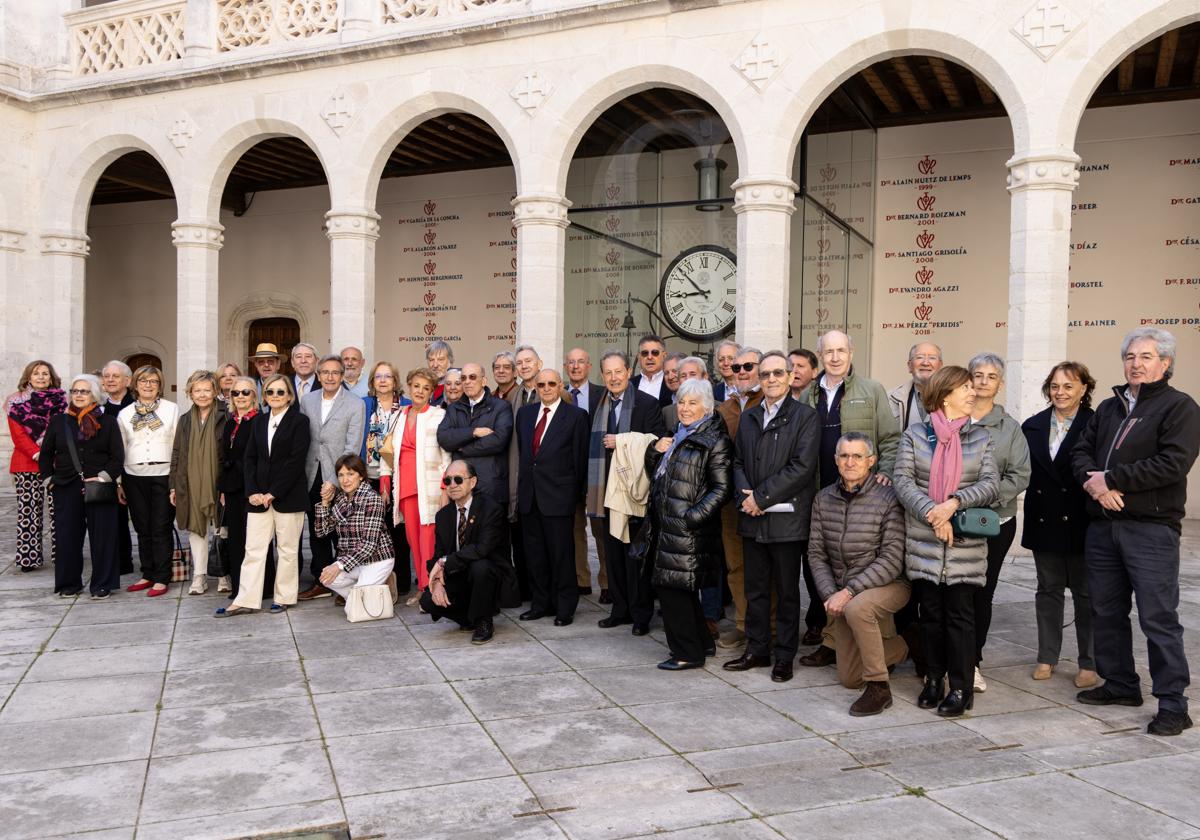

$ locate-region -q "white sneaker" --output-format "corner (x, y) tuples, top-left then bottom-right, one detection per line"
(217, 576), (232, 593)
(973, 666), (987, 693)
(188, 574), (208, 595)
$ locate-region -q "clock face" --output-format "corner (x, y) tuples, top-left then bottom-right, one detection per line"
(659, 245), (737, 341)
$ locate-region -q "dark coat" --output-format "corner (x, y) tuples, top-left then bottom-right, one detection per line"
(39, 411), (124, 486)
(432, 492), (520, 608)
(565, 381), (605, 418)
(219, 411), (257, 496)
(516, 400), (590, 517)
(732, 395), (820, 543)
(630, 373), (674, 408)
(808, 479), (906, 601)
(437, 388), (513, 506)
(102, 392), (134, 417)
(644, 413), (732, 591)
(612, 387), (669, 438)
(169, 405), (228, 530)
(243, 405), (311, 514)
(1021, 406), (1093, 555)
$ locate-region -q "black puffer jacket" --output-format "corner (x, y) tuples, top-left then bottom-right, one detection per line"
(644, 414), (732, 591)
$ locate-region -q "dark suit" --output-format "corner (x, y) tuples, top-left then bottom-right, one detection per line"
(506, 383), (538, 600)
(243, 406), (311, 514)
(420, 493), (517, 626)
(104, 393), (135, 575)
(517, 400), (590, 618)
(630, 373), (674, 408)
(566, 381), (609, 591)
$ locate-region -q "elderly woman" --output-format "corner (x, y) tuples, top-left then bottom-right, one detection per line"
(170, 370), (228, 595)
(361, 361), (411, 595)
(38, 374), (124, 598)
(380, 366), (451, 604)
(216, 363), (242, 406)
(966, 352), (1031, 692)
(118, 366), (180, 597)
(894, 365), (999, 717)
(7, 360), (66, 571)
(1022, 361), (1098, 688)
(217, 373), (310, 616)
(643, 378), (732, 670)
(441, 368), (464, 407)
(219, 375), (263, 599)
(315, 454), (396, 616)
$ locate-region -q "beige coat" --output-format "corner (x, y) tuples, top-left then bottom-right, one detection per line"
(604, 432), (658, 542)
(380, 404), (452, 526)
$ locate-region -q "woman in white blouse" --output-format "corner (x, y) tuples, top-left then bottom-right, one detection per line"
(118, 366), (180, 596)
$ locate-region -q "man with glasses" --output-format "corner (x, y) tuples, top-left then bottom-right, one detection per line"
(713, 339), (740, 403)
(297, 355), (366, 601)
(506, 345), (544, 601)
(101, 361), (135, 575)
(565, 347), (609, 600)
(516, 368), (590, 624)
(715, 348), (764, 649)
(888, 342), (943, 431)
(422, 460), (516, 645)
(437, 362), (513, 512)
(726, 350), (819, 684)
(663, 352), (684, 403)
(788, 348), (818, 401)
(631, 334), (673, 408)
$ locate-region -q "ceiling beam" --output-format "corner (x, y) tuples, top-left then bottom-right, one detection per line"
(1117, 53), (1136, 91)
(890, 57), (933, 112)
(859, 65), (903, 114)
(1155, 29), (1180, 88)
(926, 56), (964, 107)
(973, 75), (998, 106)
(98, 172), (174, 199)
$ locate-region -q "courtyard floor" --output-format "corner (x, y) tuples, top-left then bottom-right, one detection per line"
(0, 494), (1198, 840)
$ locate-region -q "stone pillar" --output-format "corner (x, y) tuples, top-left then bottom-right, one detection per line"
(326, 209), (380, 357)
(182, 0), (216, 59)
(732, 176), (796, 352)
(0, 229), (27, 464)
(341, 0), (377, 38)
(512, 193), (570, 366)
(40, 231), (90, 378)
(1006, 151), (1080, 422)
(172, 220), (223, 394)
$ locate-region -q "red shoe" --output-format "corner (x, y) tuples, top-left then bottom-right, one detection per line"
(127, 580), (152, 592)
(147, 585), (169, 597)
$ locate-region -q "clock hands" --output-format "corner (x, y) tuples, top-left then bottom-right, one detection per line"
(667, 290), (709, 299)
(680, 273), (709, 296)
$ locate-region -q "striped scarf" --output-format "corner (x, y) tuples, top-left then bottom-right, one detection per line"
(585, 388), (633, 518)
(131, 399), (163, 432)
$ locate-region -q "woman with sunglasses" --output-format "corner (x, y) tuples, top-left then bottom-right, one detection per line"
(217, 373), (310, 616)
(380, 366), (451, 606)
(218, 376), (262, 598)
(361, 361), (411, 595)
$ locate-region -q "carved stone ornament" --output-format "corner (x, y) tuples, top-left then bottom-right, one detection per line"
(321, 90), (357, 136)
(734, 33), (782, 90)
(1013, 0), (1083, 61)
(510, 70), (551, 113)
(167, 115), (198, 151)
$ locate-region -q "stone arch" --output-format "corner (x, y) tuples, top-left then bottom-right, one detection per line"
(222, 290), (313, 370)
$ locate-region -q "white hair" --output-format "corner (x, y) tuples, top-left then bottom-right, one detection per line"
(676, 378), (715, 413)
(102, 360), (132, 378)
(70, 374), (105, 405)
(1121, 328), (1177, 379)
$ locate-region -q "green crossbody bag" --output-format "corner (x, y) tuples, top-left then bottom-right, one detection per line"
(925, 423), (1001, 539)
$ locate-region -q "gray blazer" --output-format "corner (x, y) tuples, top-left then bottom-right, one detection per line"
(301, 388), (366, 489)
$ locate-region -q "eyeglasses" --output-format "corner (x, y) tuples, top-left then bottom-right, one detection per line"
(69, 388), (91, 395)
(373, 373), (393, 380)
(463, 373), (481, 381)
(139, 379), (161, 387)
(639, 349), (661, 357)
(731, 363), (757, 373)
(535, 382), (560, 389)
(229, 389), (255, 397)
(318, 370), (342, 377)
(760, 369), (789, 379)
(264, 389), (287, 397)
(442, 475), (467, 486)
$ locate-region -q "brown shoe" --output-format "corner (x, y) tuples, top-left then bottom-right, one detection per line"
(334, 595), (346, 607)
(799, 645), (836, 667)
(717, 628), (746, 649)
(849, 681), (893, 716)
(705, 619), (720, 641)
(801, 627), (823, 647)
(1074, 668), (1099, 688)
(297, 584), (333, 601)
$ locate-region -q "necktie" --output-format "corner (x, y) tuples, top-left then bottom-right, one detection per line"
(607, 397), (621, 435)
(532, 406), (549, 457)
(457, 505), (468, 548)
(570, 387), (581, 404)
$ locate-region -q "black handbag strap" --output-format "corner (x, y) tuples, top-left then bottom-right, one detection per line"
(62, 415), (85, 480)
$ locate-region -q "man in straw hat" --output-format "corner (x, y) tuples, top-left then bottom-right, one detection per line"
(249, 343), (285, 393)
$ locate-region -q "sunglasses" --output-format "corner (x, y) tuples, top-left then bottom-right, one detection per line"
(760, 369), (789, 379)
(229, 389), (255, 397)
(442, 475), (468, 486)
(535, 382), (560, 389)
(264, 389), (288, 397)
(463, 373), (481, 381)
(639, 349), (661, 357)
(731, 362), (757, 373)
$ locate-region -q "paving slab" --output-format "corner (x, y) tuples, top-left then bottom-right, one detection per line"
(0, 673), (162, 723)
(136, 799), (346, 840)
(430, 640), (568, 681)
(0, 710), (156, 774)
(579, 663), (741, 707)
(626, 694), (811, 752)
(160, 659), (308, 709)
(24, 643), (170, 682)
(46, 619), (176, 651)
(293, 624), (419, 660)
(0, 758), (146, 838)
(311, 681), (473, 737)
(152, 694), (321, 756)
(541, 633), (669, 669)
(167, 633), (299, 672)
(485, 706), (672, 772)
(452, 671), (613, 721)
(768, 794), (1001, 839)
(1076, 752), (1200, 828)
(303, 650), (444, 693)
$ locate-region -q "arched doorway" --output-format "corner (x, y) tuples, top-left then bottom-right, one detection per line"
(125, 352), (163, 373)
(247, 316), (300, 377)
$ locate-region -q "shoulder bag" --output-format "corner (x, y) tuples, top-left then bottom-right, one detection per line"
(347, 583), (394, 622)
(62, 416), (119, 504)
(924, 423), (1001, 539)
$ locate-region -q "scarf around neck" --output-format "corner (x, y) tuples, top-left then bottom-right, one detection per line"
(928, 410), (969, 504)
(132, 399), (163, 432)
(184, 407), (220, 531)
(66, 402), (102, 441)
(586, 388), (634, 518)
(5, 387), (67, 444)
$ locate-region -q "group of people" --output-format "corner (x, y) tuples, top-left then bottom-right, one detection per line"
(7, 326), (1197, 735)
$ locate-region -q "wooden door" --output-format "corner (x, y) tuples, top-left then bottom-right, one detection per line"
(247, 317), (300, 377)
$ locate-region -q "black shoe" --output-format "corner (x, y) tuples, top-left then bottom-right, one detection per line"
(918, 676), (945, 709)
(598, 616), (631, 629)
(801, 627), (823, 646)
(89, 589), (111, 600)
(658, 658), (703, 671)
(723, 652), (771, 672)
(936, 689), (974, 717)
(798, 645), (837, 667)
(771, 661), (794, 683)
(58, 587), (82, 598)
(519, 609), (548, 622)
(18, 565), (37, 574)
(1077, 685), (1144, 707)
(598, 589), (612, 605)
(704, 642), (716, 658)
(471, 619), (495, 645)
(577, 586), (592, 596)
(554, 616), (573, 627)
(1147, 710), (1193, 736)
(631, 623), (649, 636)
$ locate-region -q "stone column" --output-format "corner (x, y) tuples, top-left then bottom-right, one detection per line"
(0, 229), (27, 464)
(326, 209), (380, 357)
(512, 193), (570, 366)
(172, 220), (223, 394)
(40, 231), (90, 378)
(182, 0), (216, 59)
(732, 176), (797, 351)
(341, 0), (377, 38)
(1006, 151), (1080, 422)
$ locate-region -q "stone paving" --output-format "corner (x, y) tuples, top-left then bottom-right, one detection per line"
(0, 491), (1198, 840)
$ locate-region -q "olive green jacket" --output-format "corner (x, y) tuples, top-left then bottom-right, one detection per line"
(803, 368), (900, 483)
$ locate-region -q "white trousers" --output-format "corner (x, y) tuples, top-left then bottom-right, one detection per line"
(328, 558), (395, 617)
(234, 508), (304, 608)
(187, 529), (210, 577)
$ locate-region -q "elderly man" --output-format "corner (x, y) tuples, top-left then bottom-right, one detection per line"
(889, 342), (943, 430)
(437, 361), (513, 510)
(249, 342), (284, 391)
(101, 360), (135, 575)
(809, 432), (910, 715)
(506, 345), (544, 601)
(788, 348), (818, 400)
(1072, 327), (1200, 736)
(800, 329), (900, 668)
(340, 346), (369, 397)
(492, 351), (518, 401)
(631, 334), (673, 408)
(421, 460), (517, 644)
(426, 340), (454, 403)
(565, 347), (609, 599)
(297, 355), (366, 601)
(662, 352), (684, 403)
(715, 347), (764, 649)
(291, 342), (319, 400)
(713, 339), (740, 403)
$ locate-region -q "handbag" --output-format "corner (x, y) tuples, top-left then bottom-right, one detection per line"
(207, 505), (230, 578)
(61, 416), (119, 504)
(347, 584), (394, 622)
(924, 422), (1000, 539)
(170, 528), (193, 582)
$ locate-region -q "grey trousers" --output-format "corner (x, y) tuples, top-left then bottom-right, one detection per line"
(1034, 550), (1094, 670)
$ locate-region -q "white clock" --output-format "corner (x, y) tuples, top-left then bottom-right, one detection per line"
(659, 245), (737, 342)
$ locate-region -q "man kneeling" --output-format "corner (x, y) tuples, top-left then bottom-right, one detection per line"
(808, 432), (910, 715)
(420, 460), (514, 644)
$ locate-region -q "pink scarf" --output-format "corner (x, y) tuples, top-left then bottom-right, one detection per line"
(928, 410), (968, 503)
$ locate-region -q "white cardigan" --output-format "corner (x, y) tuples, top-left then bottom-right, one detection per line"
(380, 404), (451, 526)
(117, 400), (180, 477)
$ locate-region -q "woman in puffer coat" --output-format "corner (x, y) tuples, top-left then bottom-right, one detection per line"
(642, 378), (732, 671)
(894, 365), (998, 718)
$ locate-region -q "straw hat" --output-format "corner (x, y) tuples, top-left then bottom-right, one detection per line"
(249, 342), (284, 360)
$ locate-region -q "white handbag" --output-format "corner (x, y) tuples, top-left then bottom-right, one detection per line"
(346, 584), (395, 623)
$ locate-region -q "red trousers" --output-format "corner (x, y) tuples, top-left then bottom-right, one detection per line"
(400, 494), (436, 591)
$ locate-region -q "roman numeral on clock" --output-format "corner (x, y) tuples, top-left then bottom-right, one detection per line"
(671, 302), (684, 315)
(722, 301), (734, 313)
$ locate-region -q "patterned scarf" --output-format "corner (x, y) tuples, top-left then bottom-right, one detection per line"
(66, 402), (102, 441)
(5, 387), (67, 444)
(131, 399), (163, 432)
(229, 407), (258, 444)
(586, 388), (633, 518)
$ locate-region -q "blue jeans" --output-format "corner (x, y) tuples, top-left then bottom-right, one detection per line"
(1086, 520), (1189, 713)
